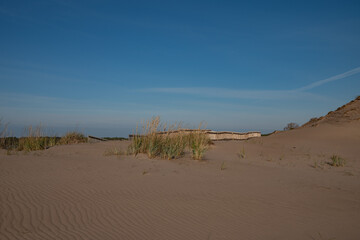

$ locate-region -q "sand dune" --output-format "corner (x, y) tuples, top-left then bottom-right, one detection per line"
(1, 100), (360, 239)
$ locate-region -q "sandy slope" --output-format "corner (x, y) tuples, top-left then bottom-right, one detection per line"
(1, 120), (360, 240)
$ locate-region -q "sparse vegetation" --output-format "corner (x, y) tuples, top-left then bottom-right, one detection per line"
(1, 122), (88, 152)
(329, 155), (346, 167)
(58, 131), (87, 145)
(313, 160), (325, 169)
(127, 116), (210, 160)
(283, 122), (299, 131)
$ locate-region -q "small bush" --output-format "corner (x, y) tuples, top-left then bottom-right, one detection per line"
(284, 122), (299, 131)
(329, 155), (346, 167)
(59, 132), (87, 145)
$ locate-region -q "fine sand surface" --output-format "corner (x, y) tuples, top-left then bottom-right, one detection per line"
(1, 122), (360, 240)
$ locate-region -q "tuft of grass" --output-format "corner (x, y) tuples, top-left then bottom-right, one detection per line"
(127, 133), (143, 156)
(161, 133), (187, 160)
(313, 160), (323, 169)
(220, 161), (226, 170)
(329, 155), (346, 167)
(59, 131), (87, 145)
(237, 145), (246, 159)
(314, 161), (318, 168)
(189, 129), (209, 160)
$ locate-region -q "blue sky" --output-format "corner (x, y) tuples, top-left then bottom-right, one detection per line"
(1, 0), (359, 137)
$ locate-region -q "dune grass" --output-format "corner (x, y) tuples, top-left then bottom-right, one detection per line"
(128, 117), (210, 160)
(189, 129), (209, 160)
(329, 155), (346, 167)
(1, 121), (88, 152)
(17, 125), (57, 151)
(58, 131), (87, 145)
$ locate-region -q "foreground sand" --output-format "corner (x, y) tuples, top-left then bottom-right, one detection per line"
(1, 123), (360, 240)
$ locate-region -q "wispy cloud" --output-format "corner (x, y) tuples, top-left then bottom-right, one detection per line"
(140, 66), (360, 100)
(296, 66), (360, 91)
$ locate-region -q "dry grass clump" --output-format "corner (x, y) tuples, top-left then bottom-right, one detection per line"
(329, 155), (346, 167)
(128, 116), (210, 160)
(161, 132), (187, 160)
(58, 131), (87, 145)
(17, 126), (57, 151)
(189, 129), (209, 160)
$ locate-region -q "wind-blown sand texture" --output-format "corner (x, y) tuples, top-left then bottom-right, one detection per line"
(1, 98), (360, 240)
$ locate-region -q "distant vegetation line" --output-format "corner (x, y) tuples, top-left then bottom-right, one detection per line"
(0, 121), (88, 151)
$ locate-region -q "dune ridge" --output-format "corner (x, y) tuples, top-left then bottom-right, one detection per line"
(303, 96), (360, 127)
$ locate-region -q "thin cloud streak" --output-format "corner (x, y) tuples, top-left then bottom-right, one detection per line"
(296, 66), (360, 91)
(141, 66), (360, 100)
